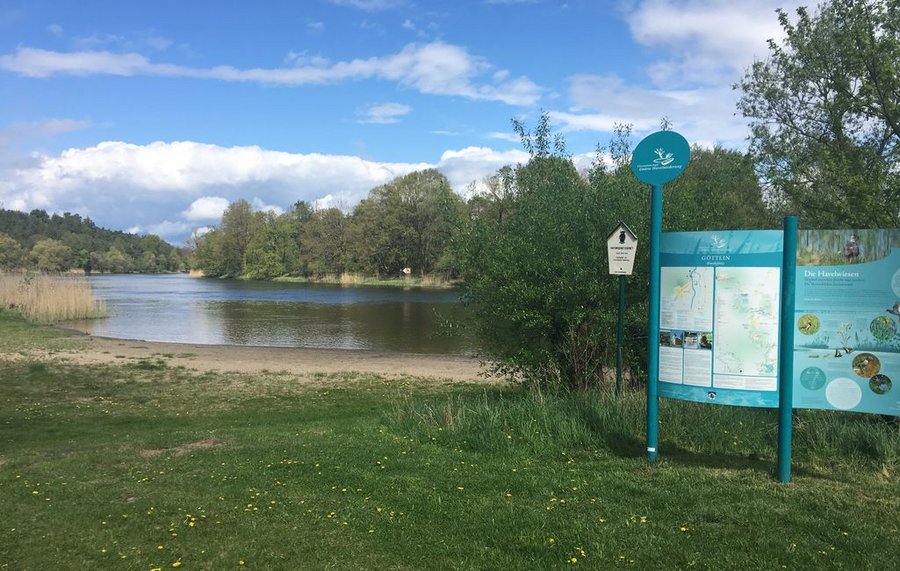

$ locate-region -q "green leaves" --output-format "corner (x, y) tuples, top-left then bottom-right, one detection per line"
(737, 0), (900, 228)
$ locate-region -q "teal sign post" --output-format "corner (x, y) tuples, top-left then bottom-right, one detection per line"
(631, 130), (690, 462)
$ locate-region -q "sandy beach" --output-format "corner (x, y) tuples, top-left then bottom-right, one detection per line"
(38, 332), (489, 382)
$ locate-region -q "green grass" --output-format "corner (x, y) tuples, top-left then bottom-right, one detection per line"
(1, 313), (898, 569)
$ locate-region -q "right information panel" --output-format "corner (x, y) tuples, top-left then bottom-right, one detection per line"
(792, 229), (900, 416)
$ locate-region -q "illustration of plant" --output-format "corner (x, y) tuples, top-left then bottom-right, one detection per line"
(837, 322), (852, 350)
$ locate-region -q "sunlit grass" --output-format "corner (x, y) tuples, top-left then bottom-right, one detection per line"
(1, 312), (897, 569)
(0, 272), (106, 323)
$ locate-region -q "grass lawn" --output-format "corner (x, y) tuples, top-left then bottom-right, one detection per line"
(1, 311), (898, 569)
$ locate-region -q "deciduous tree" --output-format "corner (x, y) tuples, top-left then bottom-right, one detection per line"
(737, 0), (900, 228)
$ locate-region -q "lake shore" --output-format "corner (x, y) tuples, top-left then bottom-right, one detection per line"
(40, 329), (490, 382)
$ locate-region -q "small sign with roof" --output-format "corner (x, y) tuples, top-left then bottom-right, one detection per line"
(606, 221), (638, 275)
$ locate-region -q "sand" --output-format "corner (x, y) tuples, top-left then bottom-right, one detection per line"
(42, 333), (489, 382)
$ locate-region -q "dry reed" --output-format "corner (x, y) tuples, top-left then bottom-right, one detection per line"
(0, 272), (106, 323)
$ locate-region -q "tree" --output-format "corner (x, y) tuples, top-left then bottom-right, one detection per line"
(347, 169), (464, 277)
(737, 0), (899, 228)
(0, 233), (25, 269)
(665, 146), (775, 231)
(30, 239), (74, 272)
(101, 247), (132, 273)
(302, 208), (347, 276)
(191, 229), (225, 276)
(456, 114), (611, 389)
(218, 200), (255, 277)
(245, 211), (299, 278)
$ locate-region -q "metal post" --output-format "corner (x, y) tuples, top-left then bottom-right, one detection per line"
(616, 274), (625, 399)
(777, 215), (798, 483)
(646, 184), (663, 462)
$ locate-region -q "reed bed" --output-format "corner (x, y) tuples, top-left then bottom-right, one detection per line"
(0, 272), (106, 323)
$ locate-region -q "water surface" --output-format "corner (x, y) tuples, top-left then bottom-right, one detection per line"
(68, 274), (472, 354)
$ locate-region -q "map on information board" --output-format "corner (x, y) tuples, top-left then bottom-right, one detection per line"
(660, 267), (713, 331)
(656, 231), (783, 408)
(713, 267), (781, 390)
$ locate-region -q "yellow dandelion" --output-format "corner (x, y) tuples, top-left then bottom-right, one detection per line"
(172, 562), (182, 568)
(680, 526), (688, 532)
(569, 557), (578, 564)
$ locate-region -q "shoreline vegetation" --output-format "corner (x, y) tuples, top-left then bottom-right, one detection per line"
(189, 269), (459, 289)
(273, 272), (457, 288)
(1, 310), (898, 569)
(0, 272), (106, 323)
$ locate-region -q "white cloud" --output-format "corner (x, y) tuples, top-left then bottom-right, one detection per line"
(0, 42), (540, 105)
(542, 1), (808, 148)
(251, 197), (284, 215)
(328, 0), (407, 10)
(0, 140), (535, 242)
(145, 220), (192, 239)
(485, 131), (520, 143)
(47, 24), (63, 37)
(561, 74), (745, 146)
(313, 194), (336, 210)
(358, 102), (411, 124)
(0, 118), (93, 146)
(437, 146), (529, 191)
(182, 196), (230, 221)
(624, 0), (803, 86)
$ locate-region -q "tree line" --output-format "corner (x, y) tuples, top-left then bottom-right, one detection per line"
(192, 169), (466, 279)
(0, 209), (188, 273)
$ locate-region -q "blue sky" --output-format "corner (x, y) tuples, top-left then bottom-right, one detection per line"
(0, 0), (805, 244)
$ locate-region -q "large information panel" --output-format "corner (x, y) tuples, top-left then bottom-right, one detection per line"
(657, 231), (783, 407)
(792, 229), (900, 416)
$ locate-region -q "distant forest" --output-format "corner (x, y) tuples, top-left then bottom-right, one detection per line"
(0, 209), (188, 273)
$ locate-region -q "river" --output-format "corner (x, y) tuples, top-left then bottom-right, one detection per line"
(66, 274), (473, 354)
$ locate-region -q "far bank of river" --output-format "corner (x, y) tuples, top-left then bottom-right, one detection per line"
(67, 273), (474, 354)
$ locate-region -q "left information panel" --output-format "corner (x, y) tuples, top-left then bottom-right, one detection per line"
(657, 231), (784, 407)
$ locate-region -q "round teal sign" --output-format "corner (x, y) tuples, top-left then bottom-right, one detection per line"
(630, 130), (690, 185)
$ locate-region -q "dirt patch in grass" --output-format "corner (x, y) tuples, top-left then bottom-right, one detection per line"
(141, 438), (223, 458)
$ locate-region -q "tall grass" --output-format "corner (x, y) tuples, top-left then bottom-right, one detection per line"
(390, 387), (900, 468)
(0, 272), (106, 323)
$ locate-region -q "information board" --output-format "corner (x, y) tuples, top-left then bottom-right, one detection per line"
(791, 229), (900, 416)
(657, 231), (783, 407)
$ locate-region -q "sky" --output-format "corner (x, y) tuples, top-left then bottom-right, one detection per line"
(0, 0), (807, 244)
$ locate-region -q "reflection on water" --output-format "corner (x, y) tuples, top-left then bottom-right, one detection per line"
(67, 274), (473, 354)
